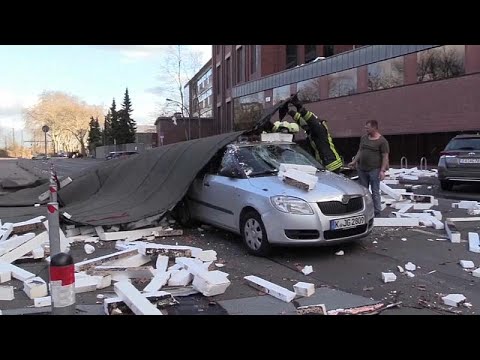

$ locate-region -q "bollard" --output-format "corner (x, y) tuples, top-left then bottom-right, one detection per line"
(49, 184), (57, 203)
(47, 202), (61, 258)
(50, 252), (76, 315)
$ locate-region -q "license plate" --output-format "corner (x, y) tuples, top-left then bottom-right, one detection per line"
(330, 215), (365, 230)
(459, 158), (480, 164)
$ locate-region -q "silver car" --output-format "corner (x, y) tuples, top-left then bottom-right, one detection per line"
(179, 140), (374, 256)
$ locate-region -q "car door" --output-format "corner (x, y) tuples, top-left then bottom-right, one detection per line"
(188, 147), (242, 231)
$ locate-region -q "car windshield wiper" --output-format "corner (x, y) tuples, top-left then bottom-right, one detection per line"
(249, 169), (279, 177)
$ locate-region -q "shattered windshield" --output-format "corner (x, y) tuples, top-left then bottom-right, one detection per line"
(236, 144), (323, 177)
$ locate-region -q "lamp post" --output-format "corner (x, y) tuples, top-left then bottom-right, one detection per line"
(166, 98), (191, 141)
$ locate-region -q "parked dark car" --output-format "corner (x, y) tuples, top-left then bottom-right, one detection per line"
(438, 133), (480, 190)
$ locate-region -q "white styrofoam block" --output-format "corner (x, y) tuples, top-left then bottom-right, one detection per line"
(0, 285), (14, 300)
(468, 233), (480, 253)
(293, 282), (315, 297)
(74, 276), (99, 293)
(405, 271), (415, 278)
(23, 277), (48, 299)
(472, 268), (480, 278)
(374, 218), (420, 227)
(143, 271), (171, 293)
(380, 182), (403, 201)
(79, 226), (95, 235)
(168, 263), (184, 271)
(283, 169), (317, 190)
(423, 210), (442, 221)
(397, 266), (404, 273)
(34, 296), (52, 307)
(31, 247), (45, 259)
(405, 262), (416, 271)
(413, 203), (433, 210)
(167, 269), (193, 287)
(196, 250), (217, 262)
(114, 281), (162, 315)
(0, 270), (12, 283)
(84, 244), (95, 254)
(382, 272), (397, 283)
(302, 265), (313, 275)
(445, 222), (461, 243)
(279, 163), (317, 176)
(103, 253), (151, 268)
(155, 255), (169, 272)
(0, 223), (14, 242)
(460, 260), (475, 269)
(442, 294), (466, 307)
(0, 263), (35, 282)
(65, 228), (81, 237)
(193, 271), (231, 297)
(244, 275), (296, 302)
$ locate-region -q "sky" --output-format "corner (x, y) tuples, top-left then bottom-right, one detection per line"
(0, 45), (212, 143)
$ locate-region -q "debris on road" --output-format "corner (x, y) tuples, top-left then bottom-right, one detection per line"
(382, 272), (397, 283)
(468, 232), (480, 253)
(0, 285), (14, 301)
(397, 266), (404, 273)
(84, 244), (95, 254)
(296, 303), (326, 315)
(405, 271), (415, 278)
(335, 250), (344, 256)
(460, 260), (475, 269)
(244, 275), (296, 303)
(293, 282), (315, 297)
(301, 265), (313, 275)
(405, 262), (416, 271)
(472, 268), (480, 278)
(442, 293), (467, 307)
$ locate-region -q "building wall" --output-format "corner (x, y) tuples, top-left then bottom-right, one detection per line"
(155, 117), (217, 146)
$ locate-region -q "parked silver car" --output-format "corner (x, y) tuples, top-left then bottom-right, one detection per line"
(178, 139), (374, 256)
(438, 134), (480, 191)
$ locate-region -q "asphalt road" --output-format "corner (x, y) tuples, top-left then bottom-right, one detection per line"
(23, 157), (103, 179)
(1, 160), (480, 315)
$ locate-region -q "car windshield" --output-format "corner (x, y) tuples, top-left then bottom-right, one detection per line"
(236, 143), (323, 177)
(446, 138), (480, 151)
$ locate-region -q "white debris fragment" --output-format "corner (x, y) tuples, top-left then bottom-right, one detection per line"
(442, 294), (466, 307)
(215, 263), (225, 268)
(472, 268), (480, 278)
(84, 244), (95, 254)
(397, 266), (404, 273)
(23, 277), (48, 299)
(427, 270), (437, 274)
(460, 260), (475, 269)
(373, 240), (378, 244)
(468, 232), (480, 253)
(34, 296), (51, 307)
(0, 285), (14, 301)
(335, 250), (344, 256)
(196, 250), (217, 262)
(405, 271), (415, 278)
(0, 270), (12, 283)
(302, 265), (313, 275)
(293, 282), (315, 297)
(401, 238), (407, 242)
(382, 272), (397, 283)
(96, 294), (105, 300)
(405, 262), (416, 271)
(463, 302), (473, 308)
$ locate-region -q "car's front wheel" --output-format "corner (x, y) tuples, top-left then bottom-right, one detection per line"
(241, 210), (271, 256)
(440, 180), (453, 191)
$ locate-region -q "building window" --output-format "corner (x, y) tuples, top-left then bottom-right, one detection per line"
(286, 45), (297, 69)
(417, 45), (465, 82)
(233, 92), (265, 131)
(273, 85), (291, 105)
(305, 45), (317, 63)
(216, 45), (220, 55)
(327, 68), (357, 98)
(368, 56), (404, 91)
(225, 57), (231, 89)
(324, 45), (334, 57)
(236, 46), (245, 84)
(216, 65), (222, 95)
(297, 77), (322, 103)
(251, 45), (257, 74)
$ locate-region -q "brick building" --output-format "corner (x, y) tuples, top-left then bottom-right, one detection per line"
(212, 45), (480, 164)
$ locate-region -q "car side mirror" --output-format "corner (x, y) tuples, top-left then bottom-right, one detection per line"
(219, 165), (243, 178)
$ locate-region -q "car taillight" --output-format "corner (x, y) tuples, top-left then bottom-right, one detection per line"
(440, 151), (460, 156)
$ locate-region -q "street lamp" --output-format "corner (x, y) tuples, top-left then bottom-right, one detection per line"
(166, 98), (191, 140)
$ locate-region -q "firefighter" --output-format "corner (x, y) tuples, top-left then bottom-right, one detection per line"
(281, 95), (343, 173)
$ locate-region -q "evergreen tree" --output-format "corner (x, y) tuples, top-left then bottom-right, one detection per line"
(109, 98), (119, 144)
(103, 110), (114, 145)
(87, 116), (102, 153)
(117, 88), (137, 144)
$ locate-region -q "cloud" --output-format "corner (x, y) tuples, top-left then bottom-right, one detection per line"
(91, 45), (212, 64)
(0, 89), (37, 129)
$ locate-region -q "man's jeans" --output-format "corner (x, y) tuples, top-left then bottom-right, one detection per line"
(358, 168), (382, 217)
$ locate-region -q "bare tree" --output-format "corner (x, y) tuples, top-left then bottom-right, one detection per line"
(23, 91), (104, 156)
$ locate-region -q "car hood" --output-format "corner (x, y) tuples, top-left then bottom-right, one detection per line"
(248, 171), (366, 202)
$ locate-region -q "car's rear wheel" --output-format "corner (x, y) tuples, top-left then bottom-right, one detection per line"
(241, 210), (271, 256)
(440, 180), (453, 191)
(174, 199), (195, 228)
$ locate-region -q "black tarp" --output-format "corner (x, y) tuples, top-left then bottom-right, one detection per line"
(0, 132), (243, 226)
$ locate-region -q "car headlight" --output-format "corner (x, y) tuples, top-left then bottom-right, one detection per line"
(270, 196), (314, 215)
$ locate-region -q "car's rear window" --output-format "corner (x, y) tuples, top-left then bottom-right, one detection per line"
(445, 138), (480, 151)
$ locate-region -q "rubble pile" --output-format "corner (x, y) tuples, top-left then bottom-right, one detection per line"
(0, 213), (231, 315)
